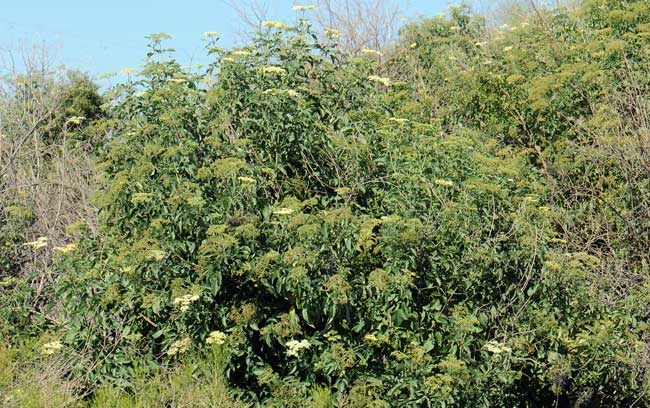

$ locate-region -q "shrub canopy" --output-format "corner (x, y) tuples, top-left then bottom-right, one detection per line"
(5, 1), (649, 406)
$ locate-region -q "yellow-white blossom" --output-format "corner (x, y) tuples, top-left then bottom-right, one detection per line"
(272, 208), (294, 216)
(203, 31), (219, 37)
(324, 28), (342, 38)
(173, 294), (200, 312)
(434, 179), (454, 187)
(206, 330), (227, 345)
(167, 337), (191, 356)
(121, 68), (137, 75)
(263, 88), (299, 98)
(231, 50), (252, 57)
(238, 176), (257, 184)
(54, 243), (77, 254)
(23, 236), (48, 250)
(66, 116), (85, 125)
(131, 192), (156, 204)
(147, 249), (166, 261)
(335, 187), (351, 196)
(286, 339), (311, 357)
(368, 75), (392, 87)
(483, 340), (512, 354)
(222, 57), (235, 63)
(292, 5), (318, 11)
(361, 48), (383, 57)
(262, 21), (290, 30)
(388, 117), (408, 125)
(259, 66), (287, 76)
(323, 330), (342, 342)
(42, 341), (63, 355)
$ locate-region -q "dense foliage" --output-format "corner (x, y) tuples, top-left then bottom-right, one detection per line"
(2, 1), (650, 406)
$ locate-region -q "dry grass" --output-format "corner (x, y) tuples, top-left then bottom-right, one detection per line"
(0, 343), (248, 408)
(0, 343), (83, 408)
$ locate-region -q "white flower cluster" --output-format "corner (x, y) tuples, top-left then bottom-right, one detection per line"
(324, 28), (342, 39)
(173, 294), (200, 312)
(286, 339), (311, 357)
(483, 340), (512, 354)
(262, 21), (290, 30)
(434, 179), (454, 187)
(231, 50), (252, 57)
(23, 236), (48, 250)
(388, 117), (409, 125)
(131, 192), (157, 204)
(368, 75), (392, 87)
(238, 176), (257, 184)
(206, 330), (227, 345)
(66, 116), (86, 125)
(292, 5), (318, 11)
(260, 66), (287, 76)
(42, 341), (63, 355)
(272, 208), (294, 216)
(167, 337), (192, 356)
(54, 242), (77, 254)
(263, 88), (299, 98)
(361, 48), (383, 57)
(147, 249), (166, 261)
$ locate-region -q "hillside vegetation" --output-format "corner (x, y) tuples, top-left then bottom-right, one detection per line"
(2, 1), (650, 406)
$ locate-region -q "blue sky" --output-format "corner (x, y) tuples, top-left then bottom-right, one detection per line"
(1, 1), (450, 80)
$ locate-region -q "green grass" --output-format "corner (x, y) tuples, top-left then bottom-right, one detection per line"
(0, 341), (247, 408)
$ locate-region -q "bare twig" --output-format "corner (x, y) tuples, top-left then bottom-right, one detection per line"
(221, 0), (406, 52)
